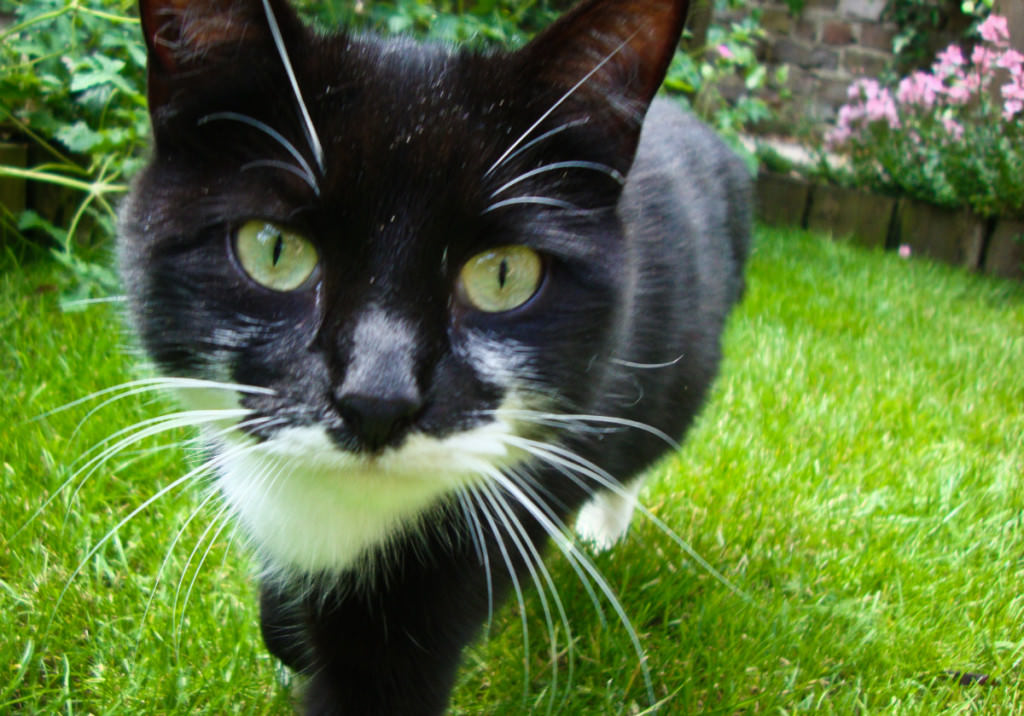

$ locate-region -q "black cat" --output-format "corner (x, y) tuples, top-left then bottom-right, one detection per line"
(118, 0), (751, 712)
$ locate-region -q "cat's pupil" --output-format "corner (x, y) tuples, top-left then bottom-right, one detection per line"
(272, 233), (284, 267)
(498, 258), (509, 289)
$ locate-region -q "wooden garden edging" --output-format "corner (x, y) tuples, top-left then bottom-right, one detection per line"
(756, 170), (1024, 282)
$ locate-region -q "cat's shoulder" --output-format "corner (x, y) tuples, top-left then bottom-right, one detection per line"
(635, 99), (747, 180)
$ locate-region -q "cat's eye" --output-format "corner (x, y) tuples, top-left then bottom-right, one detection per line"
(458, 245), (543, 313)
(234, 221), (318, 291)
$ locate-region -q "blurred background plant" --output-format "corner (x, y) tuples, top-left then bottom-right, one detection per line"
(821, 14), (1024, 218)
(666, 1), (788, 170)
(884, 0), (996, 71)
(1, 0), (147, 305)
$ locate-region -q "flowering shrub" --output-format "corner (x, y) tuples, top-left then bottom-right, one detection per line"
(824, 15), (1024, 218)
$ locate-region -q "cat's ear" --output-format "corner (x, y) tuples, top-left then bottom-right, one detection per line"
(138, 0), (301, 106)
(513, 0), (690, 148)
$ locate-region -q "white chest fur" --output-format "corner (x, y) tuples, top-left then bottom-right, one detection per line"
(212, 419), (516, 576)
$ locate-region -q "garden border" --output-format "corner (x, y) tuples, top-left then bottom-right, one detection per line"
(756, 169), (1024, 281)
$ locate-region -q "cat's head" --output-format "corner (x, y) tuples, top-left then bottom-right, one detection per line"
(119, 0), (690, 575)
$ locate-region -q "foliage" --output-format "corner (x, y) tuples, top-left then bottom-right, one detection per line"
(884, 0), (952, 67)
(666, 11), (788, 170)
(0, 0), (146, 303)
(822, 15), (1024, 218)
(884, 0), (994, 69)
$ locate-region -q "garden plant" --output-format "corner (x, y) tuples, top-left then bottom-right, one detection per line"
(824, 13), (1024, 219)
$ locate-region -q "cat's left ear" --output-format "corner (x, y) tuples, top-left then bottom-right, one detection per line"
(513, 0), (690, 151)
(138, 0), (302, 108)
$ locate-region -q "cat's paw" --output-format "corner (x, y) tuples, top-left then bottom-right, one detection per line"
(574, 483), (642, 551)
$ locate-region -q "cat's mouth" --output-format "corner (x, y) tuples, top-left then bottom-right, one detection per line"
(211, 412), (526, 575)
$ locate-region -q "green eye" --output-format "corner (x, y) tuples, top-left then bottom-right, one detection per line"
(458, 245), (543, 313)
(234, 221), (318, 291)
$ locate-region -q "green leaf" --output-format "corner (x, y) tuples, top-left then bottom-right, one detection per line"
(745, 64), (767, 90)
(70, 57), (130, 93)
(55, 121), (106, 153)
(17, 209), (67, 244)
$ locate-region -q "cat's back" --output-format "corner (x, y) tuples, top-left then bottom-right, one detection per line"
(622, 98), (751, 318)
(594, 99), (750, 472)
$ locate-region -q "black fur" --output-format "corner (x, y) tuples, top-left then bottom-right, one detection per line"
(119, 0), (751, 712)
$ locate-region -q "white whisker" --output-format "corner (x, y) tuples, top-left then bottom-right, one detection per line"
(242, 159), (321, 194)
(33, 376), (273, 424)
(260, 0), (325, 174)
(483, 196), (581, 214)
(610, 355), (685, 370)
(489, 161), (624, 199)
(477, 481), (565, 712)
(468, 488), (533, 700)
(175, 501), (235, 654)
(455, 487), (494, 629)
(136, 430), (283, 652)
(495, 409), (680, 451)
(48, 456), (231, 626)
(58, 295), (128, 309)
(495, 119), (589, 170)
(15, 410), (259, 542)
(484, 32), (640, 178)
(506, 436), (752, 605)
(478, 482), (567, 713)
(136, 487), (221, 652)
(65, 409), (253, 498)
(505, 465), (604, 624)
(198, 112), (319, 195)
(482, 465), (656, 707)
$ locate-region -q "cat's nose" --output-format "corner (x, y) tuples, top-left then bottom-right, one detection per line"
(328, 308), (425, 452)
(334, 390), (422, 452)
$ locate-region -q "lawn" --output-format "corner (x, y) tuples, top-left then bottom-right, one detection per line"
(2, 226), (1022, 714)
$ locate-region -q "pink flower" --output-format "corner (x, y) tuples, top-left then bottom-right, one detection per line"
(717, 44), (734, 61)
(865, 88), (900, 128)
(838, 102), (864, 126)
(899, 244), (912, 259)
(978, 14), (1010, 46)
(849, 78), (881, 101)
(945, 79), (971, 104)
(1003, 80), (1024, 101)
(997, 49), (1024, 77)
(825, 125), (852, 148)
(972, 44), (998, 75)
(934, 44), (965, 75)
(941, 115), (965, 141)
(1002, 77), (1024, 118)
(897, 71), (942, 109)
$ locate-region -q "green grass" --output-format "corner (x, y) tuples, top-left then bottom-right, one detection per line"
(2, 227), (1022, 714)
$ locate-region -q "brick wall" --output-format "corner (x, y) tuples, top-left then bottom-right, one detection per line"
(721, 0), (966, 135)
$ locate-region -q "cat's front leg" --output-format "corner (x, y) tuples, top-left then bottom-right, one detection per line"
(263, 541), (498, 716)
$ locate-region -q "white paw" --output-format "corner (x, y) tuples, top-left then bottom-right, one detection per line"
(574, 482), (643, 551)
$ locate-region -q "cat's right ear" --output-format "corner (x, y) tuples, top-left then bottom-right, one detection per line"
(510, 0), (690, 163)
(139, 0), (299, 107)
